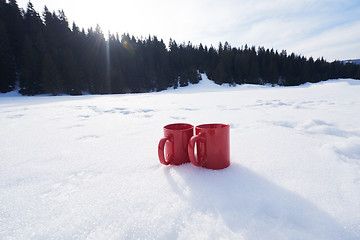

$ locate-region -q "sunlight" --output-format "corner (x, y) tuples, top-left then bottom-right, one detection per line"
(105, 39), (111, 93)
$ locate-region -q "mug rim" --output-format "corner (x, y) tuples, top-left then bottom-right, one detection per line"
(164, 123), (194, 131)
(196, 123), (230, 129)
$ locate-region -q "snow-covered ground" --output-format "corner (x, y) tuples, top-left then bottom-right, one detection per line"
(1, 75), (360, 239)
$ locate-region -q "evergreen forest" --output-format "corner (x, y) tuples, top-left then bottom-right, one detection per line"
(1, 0), (360, 95)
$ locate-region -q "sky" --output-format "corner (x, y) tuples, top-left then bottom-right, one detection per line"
(16, 0), (360, 62)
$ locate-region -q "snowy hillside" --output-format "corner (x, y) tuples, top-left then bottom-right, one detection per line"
(343, 59), (360, 65)
(1, 75), (360, 239)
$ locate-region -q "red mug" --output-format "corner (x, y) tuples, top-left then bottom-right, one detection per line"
(158, 123), (194, 165)
(188, 124), (230, 170)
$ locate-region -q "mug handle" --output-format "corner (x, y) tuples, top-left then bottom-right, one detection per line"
(158, 136), (173, 165)
(188, 134), (206, 167)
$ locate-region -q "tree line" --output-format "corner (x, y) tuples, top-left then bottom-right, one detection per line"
(1, 0), (360, 95)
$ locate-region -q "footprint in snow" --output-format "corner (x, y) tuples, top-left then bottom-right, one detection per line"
(77, 135), (100, 141)
(170, 116), (187, 120)
(7, 114), (25, 119)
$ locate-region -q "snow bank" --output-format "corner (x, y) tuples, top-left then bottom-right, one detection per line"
(1, 76), (360, 239)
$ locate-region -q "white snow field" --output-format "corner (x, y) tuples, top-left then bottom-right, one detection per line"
(1, 75), (360, 239)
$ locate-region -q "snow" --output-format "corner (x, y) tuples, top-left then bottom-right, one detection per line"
(1, 74), (360, 239)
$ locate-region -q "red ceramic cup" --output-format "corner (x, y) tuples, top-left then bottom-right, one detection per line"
(158, 123), (194, 165)
(188, 124), (230, 170)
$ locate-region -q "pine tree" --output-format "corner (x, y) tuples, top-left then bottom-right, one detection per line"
(247, 47), (259, 84)
(19, 2), (45, 95)
(41, 51), (63, 95)
(355, 65), (360, 80)
(0, 20), (16, 92)
(70, 22), (87, 93)
(19, 35), (37, 95)
(4, 0), (24, 68)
